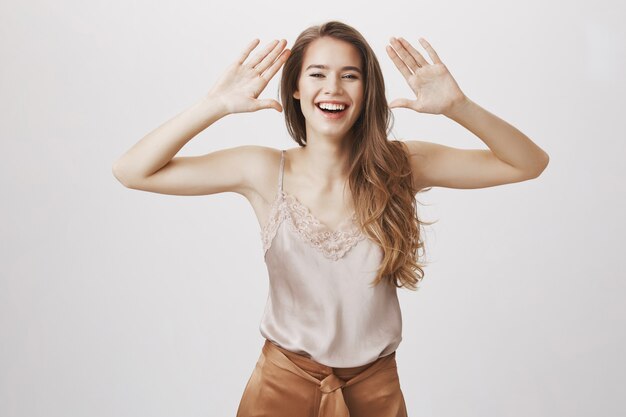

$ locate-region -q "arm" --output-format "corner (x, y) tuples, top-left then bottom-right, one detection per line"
(445, 96), (549, 177)
(111, 93), (270, 197)
(405, 96), (549, 190)
(111, 38), (291, 196)
(386, 36), (549, 190)
(111, 95), (228, 187)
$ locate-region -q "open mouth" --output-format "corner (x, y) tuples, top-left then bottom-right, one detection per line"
(315, 103), (350, 118)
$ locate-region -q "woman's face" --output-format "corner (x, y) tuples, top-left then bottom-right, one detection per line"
(293, 37), (364, 141)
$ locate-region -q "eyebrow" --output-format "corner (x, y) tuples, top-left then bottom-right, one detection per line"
(305, 64), (362, 74)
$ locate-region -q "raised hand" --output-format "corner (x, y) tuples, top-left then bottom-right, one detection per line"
(207, 39), (291, 114)
(386, 37), (466, 116)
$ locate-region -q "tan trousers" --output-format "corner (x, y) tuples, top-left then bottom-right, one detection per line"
(236, 339), (408, 417)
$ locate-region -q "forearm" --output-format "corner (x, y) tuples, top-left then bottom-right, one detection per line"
(112, 94), (228, 183)
(444, 96), (549, 174)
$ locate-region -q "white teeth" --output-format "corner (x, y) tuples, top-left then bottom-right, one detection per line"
(318, 102), (346, 111)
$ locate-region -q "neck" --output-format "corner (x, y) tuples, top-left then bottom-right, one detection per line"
(296, 139), (352, 192)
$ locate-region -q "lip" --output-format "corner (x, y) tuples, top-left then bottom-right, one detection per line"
(315, 100), (350, 107)
(315, 102), (350, 120)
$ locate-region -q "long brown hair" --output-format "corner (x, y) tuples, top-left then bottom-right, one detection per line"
(278, 20), (434, 291)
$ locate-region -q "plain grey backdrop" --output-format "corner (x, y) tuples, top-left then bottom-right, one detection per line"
(1, 0), (624, 416)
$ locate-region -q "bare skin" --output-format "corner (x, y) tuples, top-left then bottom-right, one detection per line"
(280, 36), (366, 230)
(386, 36), (549, 189)
(112, 37), (366, 232)
(112, 35), (549, 234)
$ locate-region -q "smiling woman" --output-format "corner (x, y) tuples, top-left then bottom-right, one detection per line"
(112, 17), (548, 417)
(288, 36), (366, 144)
(279, 28), (427, 293)
(232, 21), (419, 417)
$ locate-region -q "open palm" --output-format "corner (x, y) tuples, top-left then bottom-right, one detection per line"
(386, 37), (466, 116)
(208, 39), (290, 114)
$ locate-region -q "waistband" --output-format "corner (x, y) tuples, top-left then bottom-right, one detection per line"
(261, 339), (398, 417)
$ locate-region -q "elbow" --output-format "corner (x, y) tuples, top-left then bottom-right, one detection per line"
(540, 152), (550, 173)
(112, 161), (133, 188)
(531, 152), (550, 178)
(112, 160), (151, 189)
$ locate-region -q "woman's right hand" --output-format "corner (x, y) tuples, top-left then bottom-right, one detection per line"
(207, 38), (291, 114)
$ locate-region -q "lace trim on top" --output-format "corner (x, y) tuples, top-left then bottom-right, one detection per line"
(261, 190), (366, 261)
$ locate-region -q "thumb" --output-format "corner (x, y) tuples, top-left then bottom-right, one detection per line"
(388, 98), (411, 109)
(256, 99), (283, 112)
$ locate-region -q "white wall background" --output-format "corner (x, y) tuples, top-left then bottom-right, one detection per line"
(1, 0), (624, 416)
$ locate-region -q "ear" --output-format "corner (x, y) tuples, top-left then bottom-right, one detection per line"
(293, 90), (300, 100)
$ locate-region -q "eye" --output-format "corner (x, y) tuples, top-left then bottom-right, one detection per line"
(309, 73), (359, 79)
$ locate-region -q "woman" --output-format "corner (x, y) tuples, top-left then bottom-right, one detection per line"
(113, 20), (549, 417)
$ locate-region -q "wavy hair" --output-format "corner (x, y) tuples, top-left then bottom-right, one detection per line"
(278, 20), (435, 291)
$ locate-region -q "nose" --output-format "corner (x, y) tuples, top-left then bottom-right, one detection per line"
(323, 74), (343, 95)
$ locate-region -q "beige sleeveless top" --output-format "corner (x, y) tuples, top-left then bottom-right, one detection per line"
(257, 149), (403, 368)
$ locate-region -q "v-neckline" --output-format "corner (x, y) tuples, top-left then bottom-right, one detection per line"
(280, 149), (358, 235)
(280, 189), (358, 235)
(259, 149), (367, 260)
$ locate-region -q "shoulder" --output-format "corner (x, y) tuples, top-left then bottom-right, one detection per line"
(391, 139), (430, 192)
(239, 145), (292, 204)
(243, 145), (288, 177)
(241, 145), (281, 166)
(388, 139), (428, 168)
(396, 139), (427, 158)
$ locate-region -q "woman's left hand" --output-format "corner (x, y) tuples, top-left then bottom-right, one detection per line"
(386, 37), (467, 116)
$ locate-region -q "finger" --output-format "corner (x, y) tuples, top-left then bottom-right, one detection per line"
(418, 37), (442, 65)
(389, 37), (421, 72)
(246, 39), (280, 68)
(255, 99), (283, 112)
(254, 39), (288, 75)
(386, 44), (413, 80)
(260, 48), (291, 81)
(398, 37), (430, 67)
(236, 38), (261, 66)
(388, 98), (412, 109)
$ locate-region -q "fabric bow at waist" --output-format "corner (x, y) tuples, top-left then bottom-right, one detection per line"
(261, 339), (399, 417)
